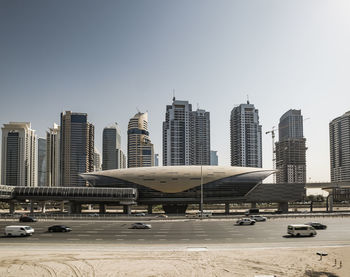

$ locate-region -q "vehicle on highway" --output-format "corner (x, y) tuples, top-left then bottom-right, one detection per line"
(5, 225), (34, 237)
(236, 218), (256, 225)
(250, 215), (267, 222)
(305, 222), (327, 230)
(134, 213), (146, 216)
(48, 225), (72, 232)
(245, 208), (259, 215)
(287, 224), (317, 237)
(19, 216), (37, 222)
(156, 214), (168, 218)
(131, 223), (152, 229)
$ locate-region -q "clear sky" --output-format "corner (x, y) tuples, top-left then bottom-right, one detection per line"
(1, 0), (349, 182)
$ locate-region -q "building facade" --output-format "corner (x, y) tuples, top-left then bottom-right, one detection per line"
(46, 123), (60, 187)
(275, 109), (307, 183)
(330, 111), (350, 182)
(60, 111), (94, 187)
(37, 138), (47, 186)
(102, 123), (125, 170)
(94, 148), (102, 171)
(210, 150), (218, 165)
(1, 122), (37, 187)
(127, 112), (154, 168)
(230, 101), (262, 167)
(162, 98), (210, 166)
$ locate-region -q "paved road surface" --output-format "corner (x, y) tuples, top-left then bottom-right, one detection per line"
(0, 217), (349, 248)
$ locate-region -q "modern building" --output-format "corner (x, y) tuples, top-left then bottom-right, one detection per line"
(210, 150), (218, 166)
(275, 110), (307, 183)
(81, 166), (280, 213)
(60, 111), (94, 187)
(330, 111), (350, 183)
(163, 98), (210, 166)
(127, 112), (154, 168)
(154, 154), (159, 166)
(37, 138), (47, 186)
(94, 148), (102, 171)
(102, 123), (125, 170)
(1, 122), (37, 187)
(230, 101), (262, 168)
(46, 123), (60, 187)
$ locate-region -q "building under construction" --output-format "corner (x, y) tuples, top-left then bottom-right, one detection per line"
(275, 110), (307, 183)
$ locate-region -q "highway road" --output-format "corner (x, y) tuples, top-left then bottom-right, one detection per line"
(0, 217), (349, 248)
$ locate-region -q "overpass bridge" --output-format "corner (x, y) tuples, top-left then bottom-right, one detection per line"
(0, 185), (137, 214)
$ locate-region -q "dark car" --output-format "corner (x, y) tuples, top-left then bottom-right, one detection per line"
(48, 225), (72, 232)
(19, 216), (37, 222)
(305, 222), (327, 230)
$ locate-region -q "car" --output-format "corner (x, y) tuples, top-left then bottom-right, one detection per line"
(19, 216), (37, 222)
(134, 213), (146, 216)
(48, 225), (72, 232)
(305, 222), (327, 230)
(131, 223), (152, 229)
(288, 224), (317, 237)
(236, 218), (256, 225)
(250, 215), (267, 222)
(157, 214), (168, 218)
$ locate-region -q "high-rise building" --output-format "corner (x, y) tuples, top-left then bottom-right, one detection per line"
(230, 101), (262, 168)
(94, 148), (102, 171)
(330, 111), (350, 182)
(275, 109), (307, 183)
(37, 138), (47, 186)
(102, 123), (124, 170)
(1, 122), (37, 187)
(210, 150), (218, 166)
(162, 98), (210, 166)
(46, 123), (60, 187)
(154, 154), (159, 166)
(127, 112), (154, 168)
(60, 111), (94, 187)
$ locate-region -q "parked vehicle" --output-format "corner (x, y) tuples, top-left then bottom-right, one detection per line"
(5, 226), (34, 237)
(305, 222), (327, 230)
(236, 218), (256, 225)
(48, 225), (72, 232)
(131, 223), (152, 229)
(19, 216), (37, 222)
(287, 224), (317, 237)
(250, 215), (267, 222)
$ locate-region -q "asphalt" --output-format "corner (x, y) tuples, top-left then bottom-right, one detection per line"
(0, 217), (349, 248)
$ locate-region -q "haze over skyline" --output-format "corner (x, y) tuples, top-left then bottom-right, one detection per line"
(1, 0), (350, 182)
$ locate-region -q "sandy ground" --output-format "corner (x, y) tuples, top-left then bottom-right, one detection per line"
(0, 246), (348, 277)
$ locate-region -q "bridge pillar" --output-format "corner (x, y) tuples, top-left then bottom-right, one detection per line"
(68, 202), (76, 214)
(123, 205), (131, 215)
(99, 204), (106, 214)
(147, 204), (153, 214)
(251, 202), (257, 209)
(41, 202), (46, 213)
(199, 203), (203, 213)
(225, 203), (230, 215)
(278, 202), (289, 213)
(9, 201), (15, 214)
(60, 201), (65, 212)
(30, 201), (34, 214)
(328, 192), (334, 212)
(75, 203), (81, 214)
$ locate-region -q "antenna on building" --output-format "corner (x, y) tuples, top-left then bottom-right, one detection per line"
(247, 94), (250, 104)
(197, 103), (200, 110)
(136, 107), (140, 113)
(172, 89), (176, 102)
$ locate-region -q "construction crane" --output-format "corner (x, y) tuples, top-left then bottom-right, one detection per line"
(266, 126), (276, 183)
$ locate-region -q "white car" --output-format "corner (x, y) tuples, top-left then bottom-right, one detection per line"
(250, 215), (267, 222)
(236, 218), (256, 225)
(131, 223), (152, 229)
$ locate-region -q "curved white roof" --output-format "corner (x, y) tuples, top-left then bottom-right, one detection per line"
(82, 166), (274, 193)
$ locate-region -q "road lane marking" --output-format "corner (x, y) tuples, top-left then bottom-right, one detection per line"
(115, 235), (127, 237)
(77, 234), (90, 237)
(67, 238), (80, 241)
(95, 238), (103, 241)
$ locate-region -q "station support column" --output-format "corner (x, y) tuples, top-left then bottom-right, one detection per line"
(147, 204), (153, 214)
(123, 205), (131, 215)
(9, 201), (15, 214)
(30, 201), (34, 214)
(225, 203), (230, 215)
(99, 204), (106, 214)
